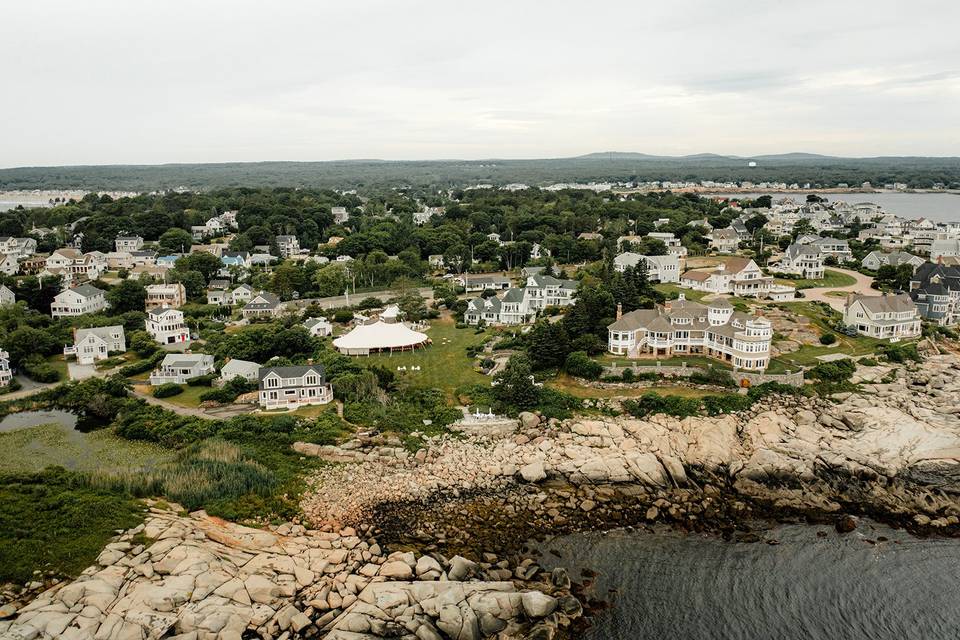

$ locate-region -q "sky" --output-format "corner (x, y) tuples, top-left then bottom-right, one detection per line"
(2, 0), (959, 167)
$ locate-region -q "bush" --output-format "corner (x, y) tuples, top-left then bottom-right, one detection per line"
(186, 373), (217, 387)
(333, 309), (353, 323)
(119, 351), (165, 377)
(857, 357), (878, 367)
(687, 367), (736, 388)
(877, 342), (921, 363)
(623, 393), (702, 419)
(21, 354), (60, 383)
(153, 383), (184, 398)
(564, 351), (603, 380)
(806, 358), (856, 383)
(819, 333), (837, 345)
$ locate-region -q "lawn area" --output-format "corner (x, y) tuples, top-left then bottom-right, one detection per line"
(654, 284), (709, 302)
(46, 355), (69, 381)
(775, 269), (857, 289)
(360, 317), (491, 399)
(548, 374), (717, 399)
(133, 383), (210, 408)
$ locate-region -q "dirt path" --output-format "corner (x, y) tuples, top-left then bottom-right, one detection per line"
(795, 267), (875, 311)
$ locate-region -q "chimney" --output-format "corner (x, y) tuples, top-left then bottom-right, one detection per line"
(616, 303), (622, 320)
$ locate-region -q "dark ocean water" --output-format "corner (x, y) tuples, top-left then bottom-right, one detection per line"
(537, 522), (960, 640)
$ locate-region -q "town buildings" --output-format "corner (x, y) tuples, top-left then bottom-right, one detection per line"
(276, 235), (300, 258)
(149, 353), (215, 385)
(607, 295), (773, 370)
(242, 292), (282, 319)
(146, 307), (191, 346)
(861, 251), (924, 272)
(842, 293), (921, 340)
(776, 244), (825, 279)
(909, 263), (960, 326)
(50, 284), (108, 318)
(64, 325), (126, 365)
(612, 253), (680, 283)
(258, 365), (333, 410)
(303, 317), (333, 337)
(145, 283), (187, 309)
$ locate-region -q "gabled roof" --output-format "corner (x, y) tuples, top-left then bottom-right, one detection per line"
(75, 325), (124, 344)
(245, 292), (280, 308)
(848, 293), (917, 314)
(63, 284), (105, 299)
(259, 364), (325, 381)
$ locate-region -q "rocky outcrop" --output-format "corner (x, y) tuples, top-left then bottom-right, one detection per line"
(302, 356), (960, 531)
(0, 505), (579, 640)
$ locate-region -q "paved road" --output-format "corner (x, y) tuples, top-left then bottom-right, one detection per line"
(285, 287), (434, 311)
(797, 267), (875, 311)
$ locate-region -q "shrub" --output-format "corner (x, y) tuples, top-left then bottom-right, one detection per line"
(119, 351), (165, 377)
(806, 358), (856, 383)
(564, 351), (603, 380)
(623, 393), (702, 419)
(819, 333), (837, 345)
(687, 367), (736, 388)
(333, 309), (353, 324)
(21, 354), (60, 383)
(857, 357), (878, 367)
(153, 383), (184, 398)
(877, 342), (921, 363)
(186, 373), (217, 387)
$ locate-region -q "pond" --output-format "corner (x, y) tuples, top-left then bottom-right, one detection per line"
(0, 410), (172, 474)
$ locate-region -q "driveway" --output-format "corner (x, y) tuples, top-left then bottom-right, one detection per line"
(68, 362), (97, 381)
(797, 267), (875, 311)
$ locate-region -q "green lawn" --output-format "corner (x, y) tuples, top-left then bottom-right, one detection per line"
(654, 284), (709, 302)
(775, 269), (857, 290)
(46, 355), (69, 381)
(596, 354), (734, 371)
(360, 317), (491, 399)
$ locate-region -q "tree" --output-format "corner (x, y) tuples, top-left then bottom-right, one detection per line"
(314, 264), (350, 297)
(175, 252), (223, 284)
(636, 237), (668, 256)
(562, 284), (616, 339)
(493, 354), (540, 410)
(158, 228), (193, 253)
(526, 320), (570, 370)
(744, 214), (768, 234)
(106, 279), (147, 314)
(564, 351), (602, 380)
(3, 326), (60, 367)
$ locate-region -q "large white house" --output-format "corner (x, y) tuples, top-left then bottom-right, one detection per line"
(464, 288), (532, 325)
(242, 291), (282, 319)
(861, 251), (924, 272)
(115, 236), (144, 252)
(0, 350), (12, 387)
(680, 258), (793, 300)
(50, 284), (108, 318)
(146, 306), (190, 346)
(613, 253), (680, 283)
(522, 274), (578, 311)
(843, 293), (921, 341)
(777, 244), (825, 279)
(64, 325), (126, 365)
(607, 295), (773, 371)
(149, 353), (215, 385)
(258, 365), (333, 410)
(709, 228), (740, 253)
(276, 235), (300, 258)
(930, 238), (960, 261)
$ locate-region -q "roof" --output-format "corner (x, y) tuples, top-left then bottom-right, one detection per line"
(259, 365), (325, 381)
(332, 320), (429, 351)
(160, 353), (213, 367)
(304, 317), (330, 328)
(149, 307), (182, 318)
(245, 292), (281, 309)
(708, 298), (734, 308)
(681, 270), (711, 282)
(848, 293), (917, 314)
(63, 284), (105, 299)
(75, 325), (124, 343)
(220, 359), (261, 376)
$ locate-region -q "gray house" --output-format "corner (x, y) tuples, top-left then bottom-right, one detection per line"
(149, 353), (215, 385)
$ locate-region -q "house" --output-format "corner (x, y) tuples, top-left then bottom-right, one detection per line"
(44, 249), (105, 284)
(577, 232), (603, 241)
(51, 284), (108, 318)
(276, 236), (300, 258)
(0, 237), (37, 259)
(520, 266), (544, 277)
(843, 293), (921, 341)
(861, 251), (924, 272)
(680, 258), (780, 298)
(709, 228), (740, 253)
(613, 253), (680, 283)
(115, 236), (144, 252)
(145, 283), (187, 309)
(146, 307), (191, 346)
(331, 207), (350, 225)
(522, 274), (578, 311)
(242, 291), (282, 319)
(0, 285), (15, 306)
(0, 254), (17, 276)
(191, 244), (224, 258)
(796, 236), (852, 262)
(128, 265), (169, 281)
(909, 263), (960, 326)
(0, 350), (11, 387)
(777, 244), (825, 279)
(428, 255), (445, 269)
(217, 359), (261, 386)
(149, 353), (215, 385)
(529, 243), (550, 260)
(206, 280), (234, 306)
(457, 275), (511, 293)
(221, 252), (251, 272)
(930, 239), (960, 261)
(646, 232), (687, 257)
(130, 250), (158, 266)
(607, 295), (773, 371)
(231, 284), (255, 305)
(730, 219), (751, 241)
(303, 317), (333, 337)
(250, 253), (275, 266)
(688, 219), (713, 231)
(156, 255), (181, 269)
(258, 365), (333, 410)
(64, 325), (126, 365)
(464, 288), (533, 326)
(19, 255), (47, 275)
(106, 251), (134, 270)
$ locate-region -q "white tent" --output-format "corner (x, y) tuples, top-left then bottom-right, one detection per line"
(332, 320), (430, 355)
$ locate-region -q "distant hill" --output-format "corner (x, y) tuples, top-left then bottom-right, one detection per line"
(1, 153), (959, 191)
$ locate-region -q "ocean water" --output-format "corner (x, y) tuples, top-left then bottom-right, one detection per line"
(706, 192), (960, 223)
(538, 522), (960, 640)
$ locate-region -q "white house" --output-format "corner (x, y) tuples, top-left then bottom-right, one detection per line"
(64, 325), (126, 365)
(149, 353), (215, 385)
(463, 288), (532, 325)
(146, 306), (190, 346)
(680, 258), (785, 299)
(115, 236), (144, 252)
(0, 285), (14, 306)
(0, 350), (12, 387)
(242, 292), (282, 319)
(145, 283), (187, 309)
(646, 232), (688, 257)
(258, 365), (333, 410)
(217, 359), (261, 386)
(457, 275), (511, 293)
(777, 244), (825, 279)
(331, 207), (350, 225)
(930, 239), (960, 261)
(276, 235), (300, 258)
(50, 284), (108, 318)
(0, 237), (36, 260)
(231, 284), (255, 305)
(709, 228), (740, 253)
(303, 317), (333, 337)
(613, 253), (680, 283)
(0, 254), (17, 276)
(843, 293), (921, 341)
(607, 295), (773, 371)
(522, 274), (578, 311)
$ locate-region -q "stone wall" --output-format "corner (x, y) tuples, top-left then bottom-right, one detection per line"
(602, 361), (805, 387)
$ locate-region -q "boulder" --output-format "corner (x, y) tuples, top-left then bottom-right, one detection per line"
(520, 591), (557, 618)
(519, 461), (547, 483)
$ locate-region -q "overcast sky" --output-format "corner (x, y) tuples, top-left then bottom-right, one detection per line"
(3, 0), (959, 167)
